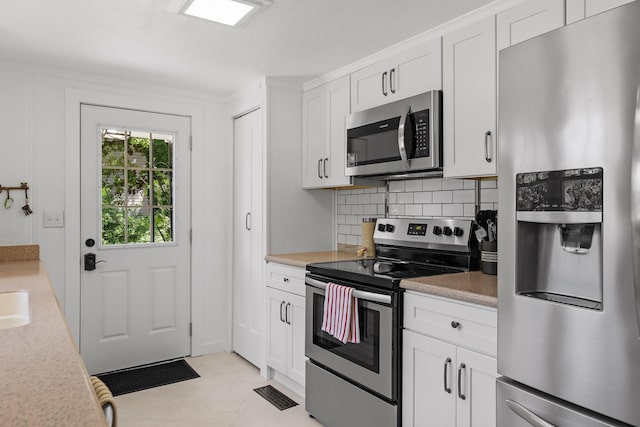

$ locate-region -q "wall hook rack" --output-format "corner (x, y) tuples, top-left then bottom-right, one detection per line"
(0, 183), (32, 215)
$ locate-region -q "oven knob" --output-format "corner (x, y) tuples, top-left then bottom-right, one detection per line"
(453, 227), (464, 237)
(378, 223), (386, 232)
(433, 226), (442, 236)
(443, 226), (453, 236)
(385, 224), (395, 232)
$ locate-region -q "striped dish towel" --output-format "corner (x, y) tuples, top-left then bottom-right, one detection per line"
(321, 283), (360, 344)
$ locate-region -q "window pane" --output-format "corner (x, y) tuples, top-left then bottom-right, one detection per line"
(102, 169), (125, 206)
(127, 133), (150, 168)
(102, 208), (126, 245)
(153, 208), (173, 242)
(153, 171), (173, 205)
(102, 131), (125, 167)
(152, 134), (173, 169)
(128, 209), (151, 244)
(127, 170), (150, 206)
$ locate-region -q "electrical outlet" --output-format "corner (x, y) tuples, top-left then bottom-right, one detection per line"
(43, 210), (64, 228)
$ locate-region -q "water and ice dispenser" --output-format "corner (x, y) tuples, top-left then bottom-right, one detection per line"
(515, 168), (603, 310)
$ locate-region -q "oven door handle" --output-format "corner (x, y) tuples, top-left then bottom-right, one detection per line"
(305, 277), (392, 304)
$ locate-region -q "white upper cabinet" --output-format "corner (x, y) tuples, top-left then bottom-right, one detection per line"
(302, 75), (352, 189)
(350, 38), (442, 113)
(497, 0), (566, 50)
(443, 16), (497, 178)
(566, 0), (635, 24)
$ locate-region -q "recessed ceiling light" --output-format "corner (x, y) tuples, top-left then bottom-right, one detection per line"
(181, 0), (270, 27)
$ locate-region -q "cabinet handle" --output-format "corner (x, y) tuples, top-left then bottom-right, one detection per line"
(451, 321), (460, 329)
(443, 357), (452, 394)
(484, 131), (492, 163)
(283, 277), (289, 283)
(323, 158), (329, 178)
(279, 301), (285, 323)
(382, 71), (388, 96)
(285, 302), (291, 324)
(389, 68), (396, 94)
(318, 159), (323, 179)
(245, 212), (251, 231)
(457, 363), (466, 400)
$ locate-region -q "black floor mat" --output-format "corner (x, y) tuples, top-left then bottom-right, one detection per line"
(253, 385), (299, 410)
(97, 359), (200, 396)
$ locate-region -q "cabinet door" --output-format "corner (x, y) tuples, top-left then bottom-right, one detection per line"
(324, 75), (351, 187)
(566, 0), (635, 23)
(403, 330), (457, 427)
(302, 85), (326, 188)
(443, 16), (497, 178)
(350, 58), (391, 113)
(455, 347), (498, 427)
(286, 294), (306, 385)
(497, 0), (565, 50)
(266, 288), (288, 374)
(391, 38), (442, 99)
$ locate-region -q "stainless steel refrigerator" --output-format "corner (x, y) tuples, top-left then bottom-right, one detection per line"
(497, 2), (640, 426)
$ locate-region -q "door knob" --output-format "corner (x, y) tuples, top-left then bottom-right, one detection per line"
(84, 253), (106, 271)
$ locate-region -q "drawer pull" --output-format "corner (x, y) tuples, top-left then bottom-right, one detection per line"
(283, 277), (289, 283)
(451, 321), (460, 329)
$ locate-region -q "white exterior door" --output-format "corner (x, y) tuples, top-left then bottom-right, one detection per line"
(80, 105), (191, 374)
(232, 109), (263, 367)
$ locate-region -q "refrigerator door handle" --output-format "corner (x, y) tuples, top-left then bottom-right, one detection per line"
(632, 82), (640, 337)
(505, 399), (556, 427)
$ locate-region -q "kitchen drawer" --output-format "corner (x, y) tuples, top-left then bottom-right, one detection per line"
(266, 262), (306, 297)
(404, 291), (497, 357)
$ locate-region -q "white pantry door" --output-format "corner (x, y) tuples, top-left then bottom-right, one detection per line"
(232, 109), (263, 367)
(80, 104), (191, 375)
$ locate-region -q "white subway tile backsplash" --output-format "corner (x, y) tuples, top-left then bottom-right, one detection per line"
(389, 205), (405, 216)
(405, 180), (423, 192)
(414, 192), (432, 204)
(370, 193), (385, 204)
(464, 180), (476, 190)
(336, 179), (498, 244)
(422, 178), (442, 191)
(433, 191), (453, 203)
(452, 189), (475, 203)
(423, 204), (442, 216)
(442, 179), (464, 190)
(443, 203), (464, 217)
(481, 188), (498, 203)
(405, 204), (423, 216)
(481, 180), (497, 189)
(397, 192), (414, 204)
(389, 181), (405, 192)
(464, 203), (476, 218)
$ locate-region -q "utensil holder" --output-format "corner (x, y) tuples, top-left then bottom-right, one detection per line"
(361, 218), (376, 258)
(480, 240), (497, 275)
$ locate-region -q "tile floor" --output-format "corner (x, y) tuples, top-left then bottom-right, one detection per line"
(115, 352), (322, 426)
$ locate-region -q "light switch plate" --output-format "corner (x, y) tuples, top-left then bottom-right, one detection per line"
(43, 210), (64, 228)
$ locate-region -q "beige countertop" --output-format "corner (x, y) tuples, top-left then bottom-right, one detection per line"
(401, 271), (497, 307)
(0, 260), (107, 426)
(265, 250), (362, 268)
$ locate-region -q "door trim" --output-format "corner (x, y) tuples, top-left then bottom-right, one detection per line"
(64, 88), (220, 356)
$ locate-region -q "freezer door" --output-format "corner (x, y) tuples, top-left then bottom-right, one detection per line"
(497, 378), (631, 427)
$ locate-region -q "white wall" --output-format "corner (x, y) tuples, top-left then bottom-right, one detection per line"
(0, 62), (231, 356)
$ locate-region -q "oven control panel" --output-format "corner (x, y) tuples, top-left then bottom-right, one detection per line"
(373, 218), (473, 252)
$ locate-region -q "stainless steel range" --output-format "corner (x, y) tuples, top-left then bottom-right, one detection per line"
(304, 217), (478, 427)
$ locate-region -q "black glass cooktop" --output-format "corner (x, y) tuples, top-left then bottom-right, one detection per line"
(306, 258), (460, 290)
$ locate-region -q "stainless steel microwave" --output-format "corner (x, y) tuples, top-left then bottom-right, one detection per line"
(345, 90), (442, 178)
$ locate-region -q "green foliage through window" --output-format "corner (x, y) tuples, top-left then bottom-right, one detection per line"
(101, 129), (174, 245)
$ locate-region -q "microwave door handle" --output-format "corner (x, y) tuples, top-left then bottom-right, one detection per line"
(398, 104), (412, 169)
(632, 81), (640, 337)
(505, 399), (556, 427)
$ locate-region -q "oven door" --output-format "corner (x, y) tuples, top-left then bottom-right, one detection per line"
(305, 275), (396, 401)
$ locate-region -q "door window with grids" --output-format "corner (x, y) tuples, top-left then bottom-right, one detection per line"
(100, 128), (175, 245)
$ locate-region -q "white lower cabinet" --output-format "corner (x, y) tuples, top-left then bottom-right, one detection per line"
(402, 292), (498, 427)
(265, 264), (306, 386)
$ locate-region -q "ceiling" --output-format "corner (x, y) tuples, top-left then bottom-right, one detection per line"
(0, 0), (495, 96)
